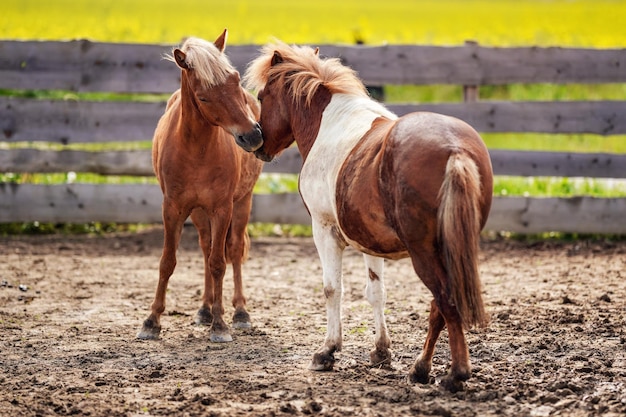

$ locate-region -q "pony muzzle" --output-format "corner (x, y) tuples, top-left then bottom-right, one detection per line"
(236, 123), (264, 152)
(253, 147), (274, 162)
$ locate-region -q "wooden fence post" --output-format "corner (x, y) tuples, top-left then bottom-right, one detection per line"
(463, 40), (479, 103)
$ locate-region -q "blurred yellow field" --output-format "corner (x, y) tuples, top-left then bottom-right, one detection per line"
(1, 0), (625, 47)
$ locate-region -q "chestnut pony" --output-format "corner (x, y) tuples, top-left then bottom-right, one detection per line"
(241, 42), (493, 391)
(137, 30), (264, 343)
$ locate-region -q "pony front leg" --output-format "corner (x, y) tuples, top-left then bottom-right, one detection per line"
(309, 221), (346, 371)
(363, 254), (391, 367)
(137, 202), (187, 340)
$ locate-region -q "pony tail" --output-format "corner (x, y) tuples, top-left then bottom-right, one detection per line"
(437, 152), (488, 329)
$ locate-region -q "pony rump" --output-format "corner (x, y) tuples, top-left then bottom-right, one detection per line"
(244, 42), (368, 106)
(437, 152), (488, 329)
(166, 37), (234, 87)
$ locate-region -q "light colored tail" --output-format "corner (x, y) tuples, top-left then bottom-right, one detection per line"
(437, 152), (488, 329)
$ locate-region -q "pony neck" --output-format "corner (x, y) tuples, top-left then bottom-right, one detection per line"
(291, 90), (397, 161)
(289, 86), (332, 161)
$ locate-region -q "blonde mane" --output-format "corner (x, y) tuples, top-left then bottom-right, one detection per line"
(244, 42), (368, 105)
(167, 37), (234, 87)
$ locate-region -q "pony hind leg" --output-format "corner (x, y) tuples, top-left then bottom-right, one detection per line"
(309, 220), (346, 371)
(409, 299), (445, 384)
(227, 195), (254, 329)
(137, 202), (188, 340)
(204, 206), (235, 343)
(409, 253), (472, 392)
(363, 254), (392, 367)
(190, 208), (214, 326)
(437, 299), (471, 392)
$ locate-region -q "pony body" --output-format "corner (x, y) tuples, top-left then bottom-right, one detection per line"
(138, 30), (263, 343)
(242, 42), (493, 391)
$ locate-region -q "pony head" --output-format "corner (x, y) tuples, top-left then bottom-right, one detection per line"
(171, 30), (263, 152)
(243, 41), (367, 161)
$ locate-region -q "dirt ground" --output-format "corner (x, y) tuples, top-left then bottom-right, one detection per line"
(0, 226), (625, 417)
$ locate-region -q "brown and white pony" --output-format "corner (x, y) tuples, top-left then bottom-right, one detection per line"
(137, 30), (264, 343)
(241, 42), (493, 391)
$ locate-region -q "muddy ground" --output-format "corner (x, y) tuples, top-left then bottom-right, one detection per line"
(0, 226), (625, 416)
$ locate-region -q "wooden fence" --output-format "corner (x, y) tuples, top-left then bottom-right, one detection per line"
(1, 40), (625, 233)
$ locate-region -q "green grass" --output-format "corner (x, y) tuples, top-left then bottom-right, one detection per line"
(385, 83), (626, 104)
(0, 88), (171, 103)
(481, 133), (626, 154)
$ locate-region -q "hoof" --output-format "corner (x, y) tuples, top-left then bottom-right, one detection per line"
(309, 351), (335, 371)
(370, 348), (392, 368)
(440, 375), (465, 393)
(137, 318), (161, 340)
(195, 306), (213, 326)
(209, 331), (233, 343)
(209, 320), (232, 343)
(408, 363), (432, 385)
(232, 309), (252, 329)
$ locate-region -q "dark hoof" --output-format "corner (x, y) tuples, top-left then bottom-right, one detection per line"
(408, 363), (432, 385)
(232, 309), (251, 329)
(195, 306), (213, 326)
(370, 348), (392, 368)
(137, 318), (161, 340)
(440, 375), (465, 393)
(309, 351), (335, 371)
(209, 320), (232, 343)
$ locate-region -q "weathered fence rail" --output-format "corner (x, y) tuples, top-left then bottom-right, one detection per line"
(1, 40), (625, 233)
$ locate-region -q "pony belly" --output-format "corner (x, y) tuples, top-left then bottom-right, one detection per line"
(335, 188), (408, 260)
(345, 236), (409, 261)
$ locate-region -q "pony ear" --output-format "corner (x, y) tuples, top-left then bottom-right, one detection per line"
(271, 51), (284, 66)
(214, 29), (228, 52)
(314, 47), (320, 56)
(173, 49), (190, 70)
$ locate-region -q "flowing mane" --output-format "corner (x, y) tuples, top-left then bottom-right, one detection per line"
(244, 42), (368, 105)
(167, 37), (234, 87)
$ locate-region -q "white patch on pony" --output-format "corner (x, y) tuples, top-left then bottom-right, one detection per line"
(299, 94), (398, 226)
(301, 94), (397, 363)
(364, 254), (390, 354)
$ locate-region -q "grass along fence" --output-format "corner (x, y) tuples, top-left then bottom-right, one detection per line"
(0, 40), (625, 234)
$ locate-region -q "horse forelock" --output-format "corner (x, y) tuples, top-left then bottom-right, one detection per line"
(168, 37), (235, 87)
(244, 42), (368, 105)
